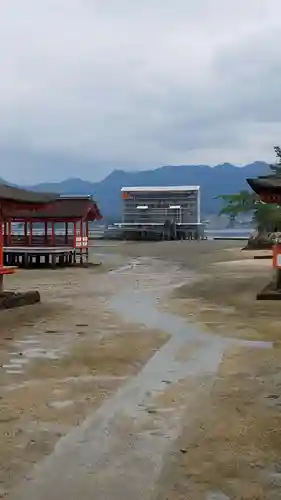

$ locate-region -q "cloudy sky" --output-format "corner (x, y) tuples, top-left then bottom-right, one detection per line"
(0, 0), (281, 183)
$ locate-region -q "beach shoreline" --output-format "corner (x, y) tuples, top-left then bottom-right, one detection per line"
(2, 240), (281, 499)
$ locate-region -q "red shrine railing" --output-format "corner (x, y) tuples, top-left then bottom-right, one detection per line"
(3, 220), (89, 249)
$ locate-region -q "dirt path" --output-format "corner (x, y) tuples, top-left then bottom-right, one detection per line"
(5, 255), (274, 500)
(1, 255), (167, 498)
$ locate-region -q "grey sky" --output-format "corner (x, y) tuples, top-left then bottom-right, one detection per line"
(0, 0), (281, 183)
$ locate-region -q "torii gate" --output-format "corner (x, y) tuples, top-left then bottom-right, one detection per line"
(247, 175), (281, 297)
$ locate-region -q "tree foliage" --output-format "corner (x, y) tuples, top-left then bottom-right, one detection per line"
(215, 191), (255, 225)
(217, 146), (281, 233)
(270, 146), (281, 175)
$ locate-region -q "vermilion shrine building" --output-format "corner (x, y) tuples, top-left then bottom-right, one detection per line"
(2, 194), (102, 267)
(0, 184), (57, 291)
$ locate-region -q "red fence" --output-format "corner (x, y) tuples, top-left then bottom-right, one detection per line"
(3, 234), (76, 247)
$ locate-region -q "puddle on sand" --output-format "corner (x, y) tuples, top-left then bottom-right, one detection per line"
(48, 401), (74, 410)
(21, 348), (60, 360)
(9, 358), (29, 365)
(5, 370), (24, 375)
(3, 333), (64, 377)
(207, 493), (231, 500)
(110, 271), (273, 351)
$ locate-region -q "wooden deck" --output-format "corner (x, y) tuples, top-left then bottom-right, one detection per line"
(3, 246), (87, 267)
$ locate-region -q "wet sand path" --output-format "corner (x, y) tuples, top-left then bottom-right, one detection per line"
(6, 257), (271, 500)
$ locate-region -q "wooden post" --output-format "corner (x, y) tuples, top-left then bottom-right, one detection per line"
(51, 221), (55, 246)
(73, 221), (77, 264)
(3, 221), (6, 247)
(65, 222), (68, 245)
(24, 221), (28, 245)
(28, 221), (33, 246)
(44, 221), (48, 244)
(8, 220), (11, 246)
(86, 220), (89, 263)
(80, 219), (83, 264)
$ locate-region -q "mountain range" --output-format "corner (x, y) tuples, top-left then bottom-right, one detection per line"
(4, 161), (271, 221)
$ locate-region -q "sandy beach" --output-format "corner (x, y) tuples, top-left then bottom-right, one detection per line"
(1, 240), (281, 499)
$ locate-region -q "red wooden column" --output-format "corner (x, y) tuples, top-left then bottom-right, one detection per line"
(86, 220), (89, 262)
(0, 207), (15, 291)
(80, 219), (83, 264)
(44, 221), (48, 244)
(51, 221), (55, 246)
(73, 221), (77, 264)
(65, 222), (68, 245)
(29, 221), (33, 246)
(8, 220), (12, 246)
(24, 221), (28, 245)
(3, 221), (6, 248)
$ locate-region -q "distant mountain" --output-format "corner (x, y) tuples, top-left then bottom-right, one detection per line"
(22, 161), (269, 220)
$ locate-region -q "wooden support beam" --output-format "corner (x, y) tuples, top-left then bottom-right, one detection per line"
(8, 220), (11, 246)
(51, 221), (55, 246)
(80, 219), (83, 264)
(65, 221), (68, 244)
(45, 221), (48, 244)
(86, 220), (89, 262)
(29, 221), (33, 246)
(24, 221), (27, 244)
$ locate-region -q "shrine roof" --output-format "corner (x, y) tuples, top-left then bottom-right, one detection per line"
(0, 183), (57, 204)
(247, 175), (281, 194)
(7, 196), (102, 221)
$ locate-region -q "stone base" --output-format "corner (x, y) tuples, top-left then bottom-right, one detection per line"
(257, 282), (281, 300)
(0, 291), (40, 310)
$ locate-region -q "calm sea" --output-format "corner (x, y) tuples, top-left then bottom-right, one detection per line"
(205, 228), (252, 240)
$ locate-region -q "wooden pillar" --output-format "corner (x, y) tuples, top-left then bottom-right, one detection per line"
(24, 221), (28, 245)
(44, 221), (48, 244)
(65, 222), (68, 245)
(51, 221), (55, 246)
(73, 221), (77, 264)
(29, 221), (33, 246)
(3, 221), (6, 247)
(86, 220), (89, 262)
(8, 220), (11, 246)
(80, 219), (83, 264)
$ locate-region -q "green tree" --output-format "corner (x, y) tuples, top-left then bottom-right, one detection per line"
(216, 191), (255, 227)
(254, 202), (281, 233)
(270, 146), (281, 175)
(216, 190), (281, 233)
(217, 146), (281, 238)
